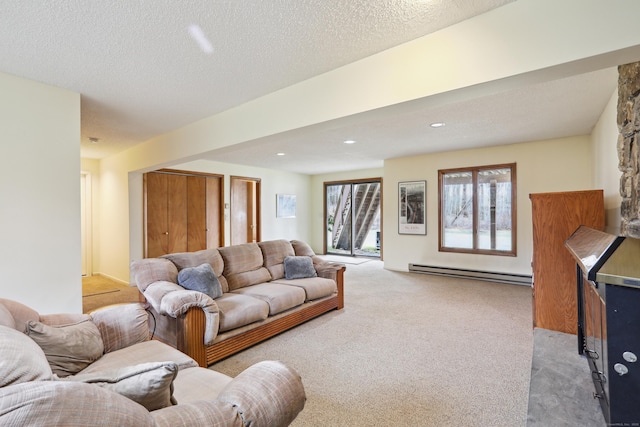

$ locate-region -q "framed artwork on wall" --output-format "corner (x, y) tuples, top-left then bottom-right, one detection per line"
(276, 194), (296, 218)
(399, 181), (426, 235)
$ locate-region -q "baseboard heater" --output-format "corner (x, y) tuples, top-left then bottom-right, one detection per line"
(408, 263), (532, 286)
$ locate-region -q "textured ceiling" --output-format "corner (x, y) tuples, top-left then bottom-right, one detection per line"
(0, 1), (620, 174)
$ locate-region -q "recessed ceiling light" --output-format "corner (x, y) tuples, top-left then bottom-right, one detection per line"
(430, 122), (445, 128)
(343, 140), (356, 144)
(276, 152), (285, 156)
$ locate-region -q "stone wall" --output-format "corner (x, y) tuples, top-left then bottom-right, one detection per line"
(617, 62), (640, 238)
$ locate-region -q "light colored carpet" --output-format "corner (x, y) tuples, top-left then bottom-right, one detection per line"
(318, 255), (372, 265)
(211, 260), (533, 426)
(82, 275), (140, 313)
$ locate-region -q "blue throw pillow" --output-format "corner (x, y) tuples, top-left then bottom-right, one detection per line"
(284, 256), (317, 280)
(177, 263), (223, 299)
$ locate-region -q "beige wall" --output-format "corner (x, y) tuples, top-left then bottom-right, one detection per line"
(94, 0), (640, 282)
(0, 71), (81, 313)
(382, 136), (594, 273)
(591, 90), (622, 233)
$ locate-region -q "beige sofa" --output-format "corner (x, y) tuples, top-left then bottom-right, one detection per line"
(0, 298), (305, 427)
(131, 240), (345, 367)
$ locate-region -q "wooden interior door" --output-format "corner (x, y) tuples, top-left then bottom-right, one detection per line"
(231, 176), (261, 245)
(145, 172), (187, 257)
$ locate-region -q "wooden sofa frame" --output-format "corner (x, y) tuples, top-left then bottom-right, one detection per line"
(142, 267), (344, 367)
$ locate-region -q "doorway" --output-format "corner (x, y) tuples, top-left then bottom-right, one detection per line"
(230, 176), (261, 245)
(325, 178), (381, 257)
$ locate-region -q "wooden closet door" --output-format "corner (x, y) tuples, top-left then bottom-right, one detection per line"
(206, 176), (223, 248)
(145, 172), (168, 258)
(167, 174), (188, 254)
(187, 176), (207, 252)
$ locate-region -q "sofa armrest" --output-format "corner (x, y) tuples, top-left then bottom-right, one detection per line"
(89, 303), (149, 353)
(143, 282), (220, 346)
(216, 360), (306, 427)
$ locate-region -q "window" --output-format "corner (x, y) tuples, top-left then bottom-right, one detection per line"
(438, 163), (516, 256)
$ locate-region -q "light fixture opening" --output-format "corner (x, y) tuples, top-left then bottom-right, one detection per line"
(343, 139), (356, 144)
(430, 122), (445, 128)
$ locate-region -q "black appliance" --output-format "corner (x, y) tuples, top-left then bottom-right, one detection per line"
(565, 225), (640, 425)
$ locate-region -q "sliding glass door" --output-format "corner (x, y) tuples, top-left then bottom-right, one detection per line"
(325, 179), (381, 257)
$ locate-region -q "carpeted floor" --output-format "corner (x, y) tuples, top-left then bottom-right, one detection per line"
(82, 275), (140, 313)
(211, 260), (533, 426)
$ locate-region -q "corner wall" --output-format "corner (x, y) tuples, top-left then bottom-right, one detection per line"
(0, 72), (81, 313)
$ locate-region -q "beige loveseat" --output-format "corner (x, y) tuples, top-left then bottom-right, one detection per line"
(131, 240), (345, 367)
(0, 298), (305, 427)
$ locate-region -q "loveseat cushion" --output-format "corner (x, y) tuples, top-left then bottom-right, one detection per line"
(0, 303), (15, 329)
(78, 340), (198, 375)
(0, 381), (155, 426)
(89, 303), (150, 353)
(219, 243), (272, 291)
(26, 318), (104, 378)
(216, 293), (270, 332)
(0, 298), (39, 333)
(178, 263), (223, 299)
(258, 239), (295, 280)
(0, 325), (53, 387)
(69, 361), (179, 411)
(162, 248), (229, 293)
(231, 283), (306, 315)
(271, 277), (338, 301)
(172, 366), (232, 404)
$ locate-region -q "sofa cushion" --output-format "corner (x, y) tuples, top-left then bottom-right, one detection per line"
(26, 319), (104, 378)
(216, 293), (270, 332)
(0, 325), (53, 387)
(284, 256), (317, 280)
(219, 243), (272, 291)
(177, 263), (223, 299)
(0, 381), (155, 427)
(131, 258), (179, 292)
(231, 283), (306, 315)
(0, 303), (15, 329)
(290, 240), (316, 257)
(258, 240), (295, 280)
(272, 276), (338, 301)
(162, 248), (229, 293)
(78, 340), (198, 375)
(69, 361), (178, 411)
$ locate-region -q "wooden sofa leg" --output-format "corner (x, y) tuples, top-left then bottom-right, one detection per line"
(336, 266), (345, 310)
(177, 307), (207, 367)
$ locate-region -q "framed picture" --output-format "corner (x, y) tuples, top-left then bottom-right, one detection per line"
(399, 181), (426, 235)
(276, 194), (296, 218)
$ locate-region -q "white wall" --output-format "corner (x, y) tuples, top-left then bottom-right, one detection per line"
(382, 136), (594, 274)
(591, 90), (622, 234)
(0, 72), (81, 313)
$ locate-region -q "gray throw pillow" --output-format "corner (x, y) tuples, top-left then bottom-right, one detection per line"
(284, 256), (317, 280)
(177, 263), (223, 299)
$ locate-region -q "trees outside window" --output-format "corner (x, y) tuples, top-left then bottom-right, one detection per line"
(438, 163), (516, 256)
